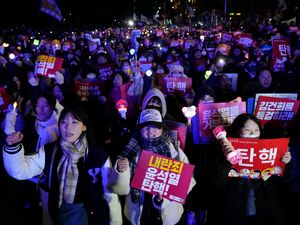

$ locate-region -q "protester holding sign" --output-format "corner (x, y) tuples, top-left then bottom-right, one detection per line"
(108, 109), (196, 225)
(2, 106), (122, 225)
(205, 113), (291, 225)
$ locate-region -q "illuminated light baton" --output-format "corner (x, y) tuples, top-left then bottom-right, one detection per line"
(213, 126), (242, 165)
(13, 101), (17, 111)
(205, 70), (212, 80)
(218, 58), (225, 68)
(129, 48), (138, 70)
(182, 105), (196, 125)
(145, 69), (152, 77)
(116, 99), (128, 119)
(4, 102), (18, 135)
(129, 48), (136, 55)
(9, 53), (16, 60)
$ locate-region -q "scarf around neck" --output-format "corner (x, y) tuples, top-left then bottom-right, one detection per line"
(57, 134), (87, 207)
(120, 131), (171, 205)
(35, 110), (59, 151)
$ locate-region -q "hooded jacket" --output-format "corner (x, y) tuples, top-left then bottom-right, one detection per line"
(142, 88), (167, 118)
(108, 142), (196, 225)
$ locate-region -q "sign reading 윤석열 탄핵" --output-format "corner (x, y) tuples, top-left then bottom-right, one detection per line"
(131, 150), (194, 204)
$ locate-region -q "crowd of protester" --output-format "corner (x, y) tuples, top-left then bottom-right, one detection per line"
(0, 12), (300, 225)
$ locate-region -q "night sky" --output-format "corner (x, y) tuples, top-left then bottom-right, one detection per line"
(0, 0), (296, 28)
(0, 0), (154, 28)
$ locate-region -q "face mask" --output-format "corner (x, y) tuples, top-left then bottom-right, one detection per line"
(240, 134), (259, 138)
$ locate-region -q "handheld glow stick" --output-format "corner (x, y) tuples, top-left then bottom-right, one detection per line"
(213, 126), (242, 164)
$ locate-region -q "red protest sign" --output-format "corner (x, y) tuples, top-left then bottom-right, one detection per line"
(254, 96), (300, 128)
(215, 44), (231, 56)
(164, 120), (187, 151)
(154, 73), (165, 87)
(272, 37), (291, 59)
(139, 60), (153, 73)
(74, 79), (104, 99)
(237, 33), (254, 49)
(34, 55), (64, 77)
(0, 87), (10, 112)
(131, 150), (194, 204)
(271, 36), (291, 71)
(227, 138), (289, 179)
(197, 102), (246, 144)
(159, 77), (193, 98)
(98, 64), (114, 81)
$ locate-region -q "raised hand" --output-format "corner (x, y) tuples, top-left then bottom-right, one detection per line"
(6, 131), (24, 145)
(281, 151), (291, 164)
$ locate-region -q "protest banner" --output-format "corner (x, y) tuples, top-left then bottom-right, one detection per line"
(227, 138), (289, 179)
(139, 60), (153, 74)
(271, 36), (291, 71)
(131, 150), (194, 204)
(98, 64), (114, 81)
(39, 0), (63, 21)
(74, 79), (104, 99)
(254, 96), (300, 128)
(154, 73), (165, 87)
(195, 101), (246, 144)
(254, 93), (297, 111)
(34, 55), (64, 78)
(215, 43), (231, 56)
(160, 77), (193, 98)
(0, 87), (10, 112)
(163, 120), (187, 151)
(237, 33), (255, 49)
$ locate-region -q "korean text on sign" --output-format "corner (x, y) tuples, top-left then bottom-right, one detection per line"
(227, 138), (289, 179)
(131, 150), (195, 204)
(141, 155), (183, 196)
(34, 55), (64, 77)
(254, 96), (300, 127)
(197, 101), (246, 144)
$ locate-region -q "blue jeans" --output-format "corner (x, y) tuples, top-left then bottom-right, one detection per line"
(56, 202), (88, 225)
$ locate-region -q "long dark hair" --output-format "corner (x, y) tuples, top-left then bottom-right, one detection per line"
(58, 106), (95, 145)
(226, 113), (263, 138)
